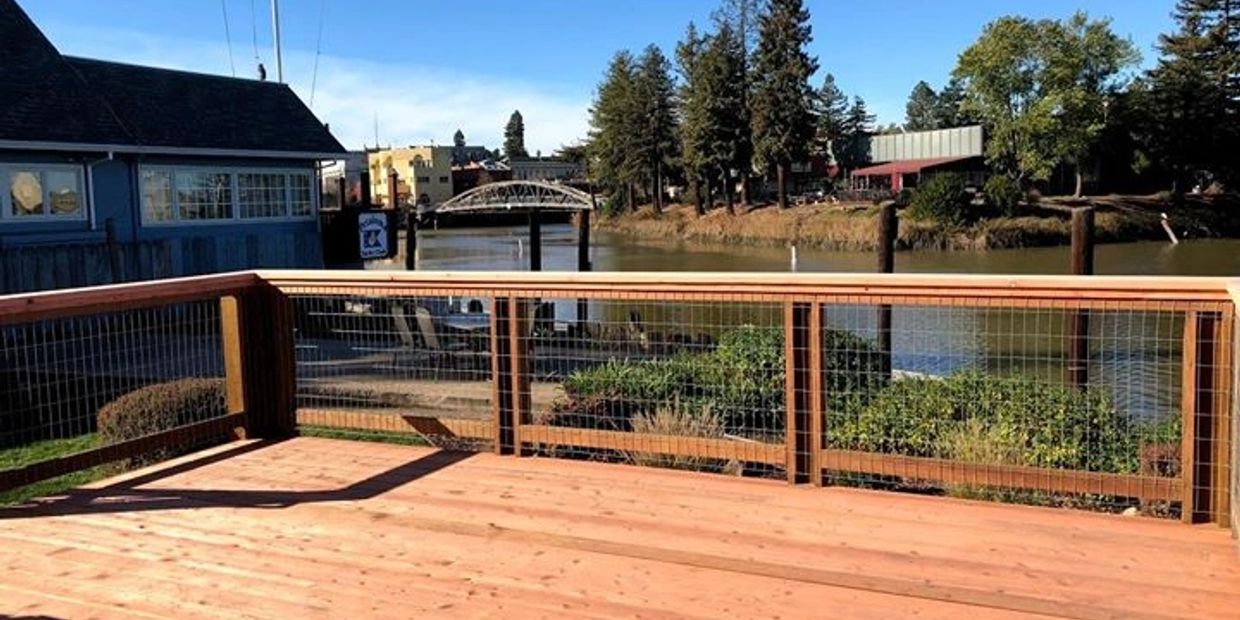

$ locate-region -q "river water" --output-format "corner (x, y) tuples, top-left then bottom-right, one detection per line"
(367, 224), (1239, 422)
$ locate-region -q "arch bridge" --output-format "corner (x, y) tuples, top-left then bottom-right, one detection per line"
(431, 180), (593, 214)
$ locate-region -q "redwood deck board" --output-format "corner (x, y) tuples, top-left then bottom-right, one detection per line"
(1, 437), (1237, 620)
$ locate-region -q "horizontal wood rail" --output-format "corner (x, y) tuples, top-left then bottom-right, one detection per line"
(520, 425), (786, 466)
(820, 449), (1181, 503)
(297, 409), (492, 440)
(0, 272), (262, 326)
(260, 269), (1239, 306)
(0, 413), (246, 493)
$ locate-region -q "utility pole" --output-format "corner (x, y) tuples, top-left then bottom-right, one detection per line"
(270, 0), (284, 83)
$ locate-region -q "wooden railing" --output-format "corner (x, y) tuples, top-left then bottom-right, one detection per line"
(1, 270), (1237, 533)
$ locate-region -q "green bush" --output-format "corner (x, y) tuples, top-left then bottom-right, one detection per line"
(562, 325), (886, 437)
(97, 379), (227, 459)
(908, 173), (972, 224)
(984, 174), (1024, 217)
(830, 371), (1140, 474)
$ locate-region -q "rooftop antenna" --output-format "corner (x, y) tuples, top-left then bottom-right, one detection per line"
(270, 0), (284, 82)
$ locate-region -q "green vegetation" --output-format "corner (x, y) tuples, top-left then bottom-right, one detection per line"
(830, 371), (1146, 474)
(907, 174), (972, 224)
(983, 174), (1024, 217)
(97, 378), (226, 465)
(0, 435), (102, 506)
(560, 325), (886, 437)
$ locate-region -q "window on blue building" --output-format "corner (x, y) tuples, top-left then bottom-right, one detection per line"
(0, 164), (85, 221)
(140, 166), (316, 224)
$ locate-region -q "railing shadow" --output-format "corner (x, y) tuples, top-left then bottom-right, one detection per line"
(0, 439), (475, 521)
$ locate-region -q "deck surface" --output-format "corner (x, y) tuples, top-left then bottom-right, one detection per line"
(1, 437), (1238, 620)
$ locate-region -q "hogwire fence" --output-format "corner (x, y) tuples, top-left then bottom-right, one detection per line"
(0, 270), (1236, 536)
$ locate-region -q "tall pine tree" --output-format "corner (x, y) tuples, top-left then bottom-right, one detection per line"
(702, 22), (749, 214)
(751, 0), (818, 209)
(634, 45), (679, 213)
(587, 52), (642, 212)
(677, 22), (712, 215)
(837, 96), (876, 177)
(904, 81), (940, 130)
(503, 111), (528, 159)
(1141, 0), (1240, 190)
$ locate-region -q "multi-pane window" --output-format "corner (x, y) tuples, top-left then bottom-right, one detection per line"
(176, 171), (233, 220)
(239, 173), (288, 218)
(289, 173), (312, 216)
(140, 167), (316, 224)
(0, 165), (85, 221)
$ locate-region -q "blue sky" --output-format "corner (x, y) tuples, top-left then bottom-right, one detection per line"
(21, 1), (1175, 153)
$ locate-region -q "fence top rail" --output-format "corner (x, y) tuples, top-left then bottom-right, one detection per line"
(0, 271), (262, 326)
(259, 269), (1240, 304)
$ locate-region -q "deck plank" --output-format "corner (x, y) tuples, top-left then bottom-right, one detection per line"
(1, 437), (1237, 620)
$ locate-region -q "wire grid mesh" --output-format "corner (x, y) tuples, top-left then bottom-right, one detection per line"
(520, 294), (787, 477)
(0, 300), (228, 468)
(291, 289), (496, 451)
(818, 298), (1216, 518)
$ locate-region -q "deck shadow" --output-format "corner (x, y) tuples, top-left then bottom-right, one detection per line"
(0, 441), (475, 520)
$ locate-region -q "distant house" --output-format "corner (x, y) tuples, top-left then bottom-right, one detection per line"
(0, 0), (345, 293)
(321, 151), (367, 207)
(368, 146), (454, 208)
(850, 125), (986, 192)
(508, 157), (583, 183)
(452, 160), (512, 195)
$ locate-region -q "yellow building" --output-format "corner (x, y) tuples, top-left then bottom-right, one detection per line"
(367, 146), (454, 207)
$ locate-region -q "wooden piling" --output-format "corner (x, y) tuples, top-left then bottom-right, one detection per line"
(529, 209), (542, 272)
(387, 170), (399, 210)
(877, 204), (896, 378)
(1068, 207), (1095, 388)
(359, 169), (372, 207)
(576, 209), (591, 327)
(405, 209), (418, 271)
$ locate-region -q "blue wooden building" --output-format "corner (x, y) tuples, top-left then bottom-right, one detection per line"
(0, 0), (345, 293)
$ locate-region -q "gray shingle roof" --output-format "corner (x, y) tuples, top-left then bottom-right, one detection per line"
(0, 0), (344, 157)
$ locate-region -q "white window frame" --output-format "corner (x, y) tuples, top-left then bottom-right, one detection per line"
(0, 163), (88, 222)
(139, 165), (318, 226)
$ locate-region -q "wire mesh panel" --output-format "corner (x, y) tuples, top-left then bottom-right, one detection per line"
(516, 294), (787, 477)
(1, 299), (232, 497)
(290, 289), (496, 451)
(814, 297), (1229, 520)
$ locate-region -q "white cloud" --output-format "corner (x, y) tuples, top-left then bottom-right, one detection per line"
(45, 23), (591, 154)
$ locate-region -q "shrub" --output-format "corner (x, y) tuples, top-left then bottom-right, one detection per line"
(908, 173), (972, 224)
(830, 371), (1139, 474)
(562, 325), (886, 437)
(894, 188), (913, 207)
(984, 174), (1024, 217)
(97, 379), (226, 461)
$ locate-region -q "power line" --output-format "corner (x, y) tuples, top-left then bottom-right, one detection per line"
(220, 0), (236, 77)
(310, 0), (326, 107)
(249, 0), (261, 68)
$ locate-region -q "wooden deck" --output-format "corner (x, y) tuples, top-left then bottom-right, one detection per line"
(1, 437), (1237, 620)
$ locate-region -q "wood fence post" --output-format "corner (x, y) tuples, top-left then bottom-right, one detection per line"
(509, 298), (533, 455)
(785, 301), (822, 484)
(491, 297), (515, 455)
(219, 295), (247, 440)
(238, 284), (297, 438)
(1183, 310), (1231, 524)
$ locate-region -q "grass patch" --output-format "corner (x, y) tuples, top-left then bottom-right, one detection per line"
(0, 434), (107, 506)
(298, 425), (433, 447)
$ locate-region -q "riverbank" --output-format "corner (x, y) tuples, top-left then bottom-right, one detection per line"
(594, 195), (1240, 251)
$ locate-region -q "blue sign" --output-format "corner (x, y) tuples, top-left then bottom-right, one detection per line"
(358, 212), (389, 260)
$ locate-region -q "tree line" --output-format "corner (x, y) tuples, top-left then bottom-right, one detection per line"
(587, 0), (1238, 217)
